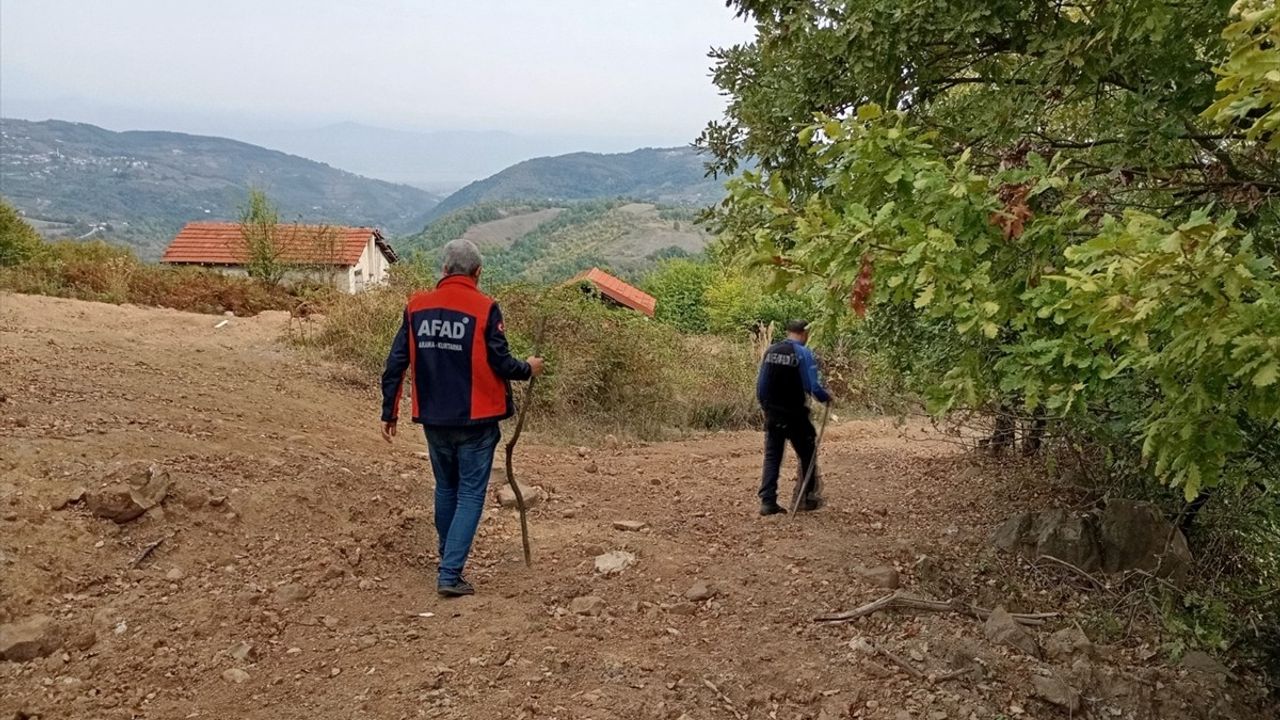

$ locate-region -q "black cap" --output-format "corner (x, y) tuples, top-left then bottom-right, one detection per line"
(784, 319), (810, 333)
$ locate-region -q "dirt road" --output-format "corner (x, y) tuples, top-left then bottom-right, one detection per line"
(0, 294), (1268, 719)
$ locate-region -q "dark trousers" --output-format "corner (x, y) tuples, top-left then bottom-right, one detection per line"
(758, 412), (821, 505)
(424, 423), (501, 586)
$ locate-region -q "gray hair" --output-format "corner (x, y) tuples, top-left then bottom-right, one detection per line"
(441, 238), (483, 277)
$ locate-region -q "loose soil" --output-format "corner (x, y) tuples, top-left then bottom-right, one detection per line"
(0, 294), (1273, 719)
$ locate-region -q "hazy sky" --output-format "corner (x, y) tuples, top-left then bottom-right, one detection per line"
(0, 0), (754, 146)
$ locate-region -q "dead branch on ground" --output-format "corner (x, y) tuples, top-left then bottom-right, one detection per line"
(816, 591), (1058, 626)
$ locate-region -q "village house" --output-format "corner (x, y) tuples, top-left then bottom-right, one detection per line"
(161, 221), (397, 293)
(570, 267), (657, 317)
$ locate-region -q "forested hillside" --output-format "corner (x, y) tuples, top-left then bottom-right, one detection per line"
(0, 119), (440, 258)
(426, 146), (725, 221)
(405, 200), (709, 283)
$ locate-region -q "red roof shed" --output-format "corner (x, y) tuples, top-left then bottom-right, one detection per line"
(571, 267), (657, 317)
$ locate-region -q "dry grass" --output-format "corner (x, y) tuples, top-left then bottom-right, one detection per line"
(0, 239), (309, 315)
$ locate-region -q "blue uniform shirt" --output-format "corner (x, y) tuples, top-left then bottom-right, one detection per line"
(790, 339), (832, 404)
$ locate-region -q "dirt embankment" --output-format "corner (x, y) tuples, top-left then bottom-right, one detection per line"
(0, 293), (1273, 719)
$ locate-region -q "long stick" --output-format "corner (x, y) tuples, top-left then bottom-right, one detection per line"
(815, 591), (1058, 626)
(789, 401), (831, 516)
(503, 316), (548, 566)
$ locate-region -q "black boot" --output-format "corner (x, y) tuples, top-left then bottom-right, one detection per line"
(759, 501), (787, 516)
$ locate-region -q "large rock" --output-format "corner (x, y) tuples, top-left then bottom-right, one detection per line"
(991, 509), (1101, 572)
(991, 500), (1191, 583)
(1032, 673), (1082, 712)
(1035, 510), (1102, 572)
(497, 482), (544, 509)
(1099, 500), (1192, 582)
(0, 615), (63, 662)
(983, 606), (1040, 658)
(85, 465), (170, 523)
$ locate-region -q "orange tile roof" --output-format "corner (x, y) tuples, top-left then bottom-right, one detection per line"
(162, 222), (395, 267)
(571, 267), (657, 317)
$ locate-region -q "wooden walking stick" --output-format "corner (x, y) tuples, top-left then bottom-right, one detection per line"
(789, 401), (831, 517)
(503, 316), (548, 566)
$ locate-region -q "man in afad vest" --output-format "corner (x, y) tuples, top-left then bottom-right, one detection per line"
(756, 319), (832, 516)
(380, 239), (544, 597)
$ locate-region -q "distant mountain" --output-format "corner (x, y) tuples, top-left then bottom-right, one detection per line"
(427, 146), (724, 221)
(0, 119), (440, 259)
(240, 122), (650, 191)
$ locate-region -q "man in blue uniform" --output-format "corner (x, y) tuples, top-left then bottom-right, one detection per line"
(756, 319), (832, 515)
(380, 239), (544, 597)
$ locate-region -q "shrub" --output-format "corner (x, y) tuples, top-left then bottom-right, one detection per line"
(642, 258), (715, 333)
(0, 235), (301, 315)
(0, 202), (43, 267)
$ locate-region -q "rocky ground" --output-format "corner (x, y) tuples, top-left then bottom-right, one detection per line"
(1, 293), (1275, 719)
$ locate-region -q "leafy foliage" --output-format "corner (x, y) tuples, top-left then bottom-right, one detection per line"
(643, 259), (716, 332)
(706, 1), (1280, 660)
(1204, 1), (1280, 150)
(707, 0), (1280, 493)
(0, 200), (43, 267)
(238, 189), (286, 286)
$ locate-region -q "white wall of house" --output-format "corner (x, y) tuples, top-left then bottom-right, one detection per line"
(349, 237), (392, 294)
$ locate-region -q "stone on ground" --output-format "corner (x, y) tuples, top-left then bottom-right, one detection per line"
(52, 486), (86, 511)
(222, 668), (251, 684)
(569, 596), (605, 616)
(684, 581), (717, 602)
(1031, 673), (1082, 712)
(497, 482), (544, 508)
(594, 550), (636, 576)
(1180, 650), (1231, 677)
(228, 641), (259, 662)
(612, 520), (647, 532)
(273, 583), (312, 605)
(983, 606), (1040, 658)
(85, 464), (170, 523)
(0, 615), (63, 662)
(1044, 626), (1094, 661)
(853, 565), (901, 589)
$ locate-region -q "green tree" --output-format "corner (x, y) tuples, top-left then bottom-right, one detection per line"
(238, 188), (286, 286)
(0, 201), (44, 267)
(643, 258), (716, 333)
(706, 1), (1280, 499)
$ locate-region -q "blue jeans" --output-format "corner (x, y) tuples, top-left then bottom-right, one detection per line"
(424, 423), (501, 586)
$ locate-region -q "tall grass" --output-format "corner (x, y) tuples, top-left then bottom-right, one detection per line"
(0, 239), (306, 315)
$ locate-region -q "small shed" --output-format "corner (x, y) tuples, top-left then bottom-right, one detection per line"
(570, 267), (657, 317)
(162, 221), (397, 293)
